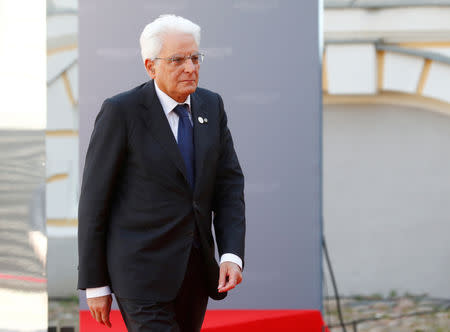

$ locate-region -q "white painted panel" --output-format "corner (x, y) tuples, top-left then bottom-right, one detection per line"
(45, 136), (78, 176)
(47, 236), (78, 297)
(47, 49), (77, 83)
(47, 77), (78, 129)
(45, 136), (78, 219)
(67, 63), (79, 103)
(52, 0), (78, 10)
(47, 180), (68, 218)
(422, 62), (450, 104)
(47, 226), (77, 238)
(383, 53), (424, 94)
(327, 44), (377, 94)
(47, 15), (77, 39)
(324, 104), (450, 298)
(325, 8), (450, 34)
(0, 0), (46, 129)
(46, 176), (78, 219)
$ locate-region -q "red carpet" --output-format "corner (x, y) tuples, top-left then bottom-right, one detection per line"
(202, 310), (328, 332)
(80, 309), (328, 331)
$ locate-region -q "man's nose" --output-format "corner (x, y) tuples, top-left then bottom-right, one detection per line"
(183, 58), (196, 72)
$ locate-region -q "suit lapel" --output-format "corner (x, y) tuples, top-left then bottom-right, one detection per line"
(191, 92), (208, 194)
(140, 81), (189, 186)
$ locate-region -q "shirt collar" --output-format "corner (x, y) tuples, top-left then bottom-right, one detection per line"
(154, 80), (191, 116)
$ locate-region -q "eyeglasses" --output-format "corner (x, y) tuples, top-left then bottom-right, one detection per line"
(153, 53), (204, 66)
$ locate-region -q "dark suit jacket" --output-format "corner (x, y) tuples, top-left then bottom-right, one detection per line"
(77, 80), (245, 301)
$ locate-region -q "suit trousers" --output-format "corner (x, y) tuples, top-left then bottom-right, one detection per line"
(115, 245), (209, 332)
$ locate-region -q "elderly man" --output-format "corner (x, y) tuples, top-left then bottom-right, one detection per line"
(77, 14), (245, 332)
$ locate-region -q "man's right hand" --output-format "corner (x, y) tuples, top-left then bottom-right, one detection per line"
(87, 294), (112, 328)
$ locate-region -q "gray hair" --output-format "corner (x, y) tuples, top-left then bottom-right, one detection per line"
(139, 14), (201, 64)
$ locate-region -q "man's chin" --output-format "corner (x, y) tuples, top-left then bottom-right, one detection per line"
(181, 84), (197, 95)
(173, 86), (197, 102)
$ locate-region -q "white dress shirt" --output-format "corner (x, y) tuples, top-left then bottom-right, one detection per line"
(86, 81), (242, 299)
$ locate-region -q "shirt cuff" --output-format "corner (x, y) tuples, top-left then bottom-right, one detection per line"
(86, 286), (112, 298)
(220, 253), (242, 270)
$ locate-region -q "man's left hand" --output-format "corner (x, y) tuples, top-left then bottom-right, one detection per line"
(218, 262), (242, 293)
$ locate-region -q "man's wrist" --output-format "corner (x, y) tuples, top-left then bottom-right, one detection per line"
(86, 286), (112, 298)
(220, 253), (242, 270)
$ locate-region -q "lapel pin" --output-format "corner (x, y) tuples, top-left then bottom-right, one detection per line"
(198, 116), (204, 124)
(204, 118), (208, 123)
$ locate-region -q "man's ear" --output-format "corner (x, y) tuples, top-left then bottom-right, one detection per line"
(145, 59), (156, 79)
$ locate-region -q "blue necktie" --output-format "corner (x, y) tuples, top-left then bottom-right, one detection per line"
(173, 104), (195, 190)
(173, 104), (200, 247)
